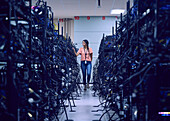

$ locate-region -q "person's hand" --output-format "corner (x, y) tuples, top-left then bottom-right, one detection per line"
(72, 47), (75, 52)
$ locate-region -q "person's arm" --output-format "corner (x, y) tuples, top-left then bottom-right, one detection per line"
(90, 53), (93, 61)
(90, 48), (93, 61)
(73, 48), (79, 56)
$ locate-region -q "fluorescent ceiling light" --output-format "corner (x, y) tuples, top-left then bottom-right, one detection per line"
(110, 9), (125, 14)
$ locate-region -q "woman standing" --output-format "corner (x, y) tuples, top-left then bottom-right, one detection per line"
(73, 39), (93, 90)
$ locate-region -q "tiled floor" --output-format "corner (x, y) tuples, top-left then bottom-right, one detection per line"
(59, 86), (106, 121)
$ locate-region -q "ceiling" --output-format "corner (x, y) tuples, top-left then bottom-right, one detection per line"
(32, 0), (128, 18)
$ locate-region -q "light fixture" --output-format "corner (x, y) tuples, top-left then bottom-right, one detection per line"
(110, 9), (125, 15)
(96, 0), (102, 8)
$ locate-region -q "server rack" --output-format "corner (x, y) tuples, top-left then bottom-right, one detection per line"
(0, 0), (81, 121)
(93, 0), (170, 120)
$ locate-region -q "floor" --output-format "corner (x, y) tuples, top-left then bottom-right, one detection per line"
(59, 85), (106, 121)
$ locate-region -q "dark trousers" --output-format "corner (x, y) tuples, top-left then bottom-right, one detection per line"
(81, 61), (92, 85)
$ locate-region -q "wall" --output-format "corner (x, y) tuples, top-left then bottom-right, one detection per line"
(74, 16), (116, 83)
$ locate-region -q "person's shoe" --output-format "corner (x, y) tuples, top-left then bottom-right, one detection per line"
(84, 85), (87, 91)
(87, 83), (90, 88)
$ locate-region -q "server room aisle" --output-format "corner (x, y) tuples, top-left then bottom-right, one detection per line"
(60, 85), (105, 121)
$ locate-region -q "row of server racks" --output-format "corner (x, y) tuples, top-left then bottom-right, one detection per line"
(0, 0), (81, 121)
(93, 0), (170, 121)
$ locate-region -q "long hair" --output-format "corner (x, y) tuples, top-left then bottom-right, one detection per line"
(83, 39), (89, 52)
